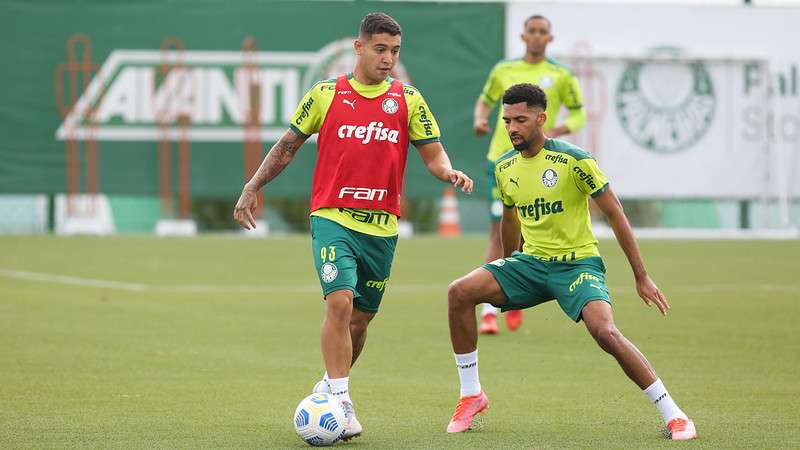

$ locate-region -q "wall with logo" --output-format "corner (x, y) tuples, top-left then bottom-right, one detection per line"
(0, 1), (503, 200)
(507, 3), (800, 200)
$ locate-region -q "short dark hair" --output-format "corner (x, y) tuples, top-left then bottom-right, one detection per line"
(503, 83), (547, 110)
(360, 12), (402, 39)
(524, 14), (552, 31)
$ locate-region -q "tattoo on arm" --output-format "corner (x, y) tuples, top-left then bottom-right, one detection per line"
(247, 130), (306, 190)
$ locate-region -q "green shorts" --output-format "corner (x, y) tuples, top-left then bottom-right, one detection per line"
(487, 159), (503, 222)
(482, 251), (611, 322)
(310, 216), (398, 314)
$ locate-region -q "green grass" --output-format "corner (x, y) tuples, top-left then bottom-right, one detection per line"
(1, 236), (798, 449)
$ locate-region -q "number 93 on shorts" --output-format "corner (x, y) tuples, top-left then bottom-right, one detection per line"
(311, 216), (398, 314)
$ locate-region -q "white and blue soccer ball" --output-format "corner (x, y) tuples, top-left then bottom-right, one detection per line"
(293, 393), (347, 446)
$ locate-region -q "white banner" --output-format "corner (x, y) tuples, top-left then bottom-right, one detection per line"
(506, 3), (800, 199)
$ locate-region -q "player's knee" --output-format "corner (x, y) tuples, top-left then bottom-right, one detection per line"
(448, 279), (472, 309)
(592, 325), (622, 353)
(325, 291), (353, 320)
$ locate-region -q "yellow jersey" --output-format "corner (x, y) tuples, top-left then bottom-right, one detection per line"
(495, 139), (609, 261)
(481, 58), (586, 161)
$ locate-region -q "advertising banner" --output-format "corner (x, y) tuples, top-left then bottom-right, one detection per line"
(507, 3), (799, 199)
(0, 1), (503, 198)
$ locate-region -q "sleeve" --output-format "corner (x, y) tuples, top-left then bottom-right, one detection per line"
(561, 73), (586, 133)
(406, 88), (441, 146)
(289, 85), (323, 137)
(479, 64), (503, 106)
(571, 157), (609, 198)
(495, 167), (514, 207)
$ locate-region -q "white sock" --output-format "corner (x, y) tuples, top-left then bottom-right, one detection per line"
(481, 303), (497, 317)
(643, 378), (687, 424)
(455, 350), (481, 397)
(327, 377), (352, 404)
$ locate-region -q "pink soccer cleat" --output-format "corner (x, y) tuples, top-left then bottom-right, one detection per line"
(480, 314), (499, 335)
(505, 310), (523, 331)
(446, 391), (489, 433)
(665, 417), (697, 440)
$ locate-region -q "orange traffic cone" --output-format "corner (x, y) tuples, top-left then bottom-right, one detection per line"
(438, 187), (462, 237)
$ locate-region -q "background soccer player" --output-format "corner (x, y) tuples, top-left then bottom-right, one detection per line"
(233, 12), (473, 441)
(445, 83), (696, 440)
(474, 15), (586, 334)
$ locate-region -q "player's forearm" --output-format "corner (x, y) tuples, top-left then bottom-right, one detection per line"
(606, 209), (648, 280)
(474, 98), (492, 123)
(244, 130), (306, 191)
(426, 155), (453, 182)
(563, 107), (586, 134)
(500, 212), (521, 258)
(418, 143), (454, 182)
(550, 109), (585, 137)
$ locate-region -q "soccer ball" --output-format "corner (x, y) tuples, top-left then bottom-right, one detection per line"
(293, 393), (348, 446)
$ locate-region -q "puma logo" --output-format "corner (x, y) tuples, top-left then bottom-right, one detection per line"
(509, 178), (519, 187)
(342, 99), (356, 110)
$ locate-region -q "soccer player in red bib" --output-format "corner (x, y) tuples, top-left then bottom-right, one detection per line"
(233, 12), (473, 440)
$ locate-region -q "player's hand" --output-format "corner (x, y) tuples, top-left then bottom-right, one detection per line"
(473, 119), (491, 137)
(233, 186), (258, 230)
(447, 169), (473, 194)
(635, 275), (670, 315)
(546, 125), (571, 138)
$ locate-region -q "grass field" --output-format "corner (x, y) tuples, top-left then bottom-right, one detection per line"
(1, 235), (798, 449)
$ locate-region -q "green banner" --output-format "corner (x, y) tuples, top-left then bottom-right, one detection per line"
(0, 1), (504, 200)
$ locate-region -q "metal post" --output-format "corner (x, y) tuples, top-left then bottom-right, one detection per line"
(739, 200), (750, 229)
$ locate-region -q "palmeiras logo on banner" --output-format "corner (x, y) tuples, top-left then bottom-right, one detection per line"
(55, 38), (411, 143)
(615, 47), (716, 154)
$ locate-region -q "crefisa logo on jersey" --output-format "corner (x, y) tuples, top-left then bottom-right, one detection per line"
(517, 198), (565, 221)
(337, 121), (399, 144)
(616, 47), (716, 153)
(573, 166), (597, 190)
(381, 98), (399, 114)
(545, 154), (568, 165)
(542, 169), (558, 187)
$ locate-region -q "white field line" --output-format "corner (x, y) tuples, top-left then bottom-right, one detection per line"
(0, 269), (147, 291)
(156, 283), (444, 294)
(1, 268), (798, 295)
(0, 269), (443, 294)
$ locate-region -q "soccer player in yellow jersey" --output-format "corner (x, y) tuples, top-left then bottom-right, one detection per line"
(445, 84), (697, 440)
(233, 13), (472, 442)
(475, 15), (586, 334)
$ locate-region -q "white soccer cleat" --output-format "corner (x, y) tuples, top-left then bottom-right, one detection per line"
(312, 379), (332, 394)
(340, 401), (363, 440)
